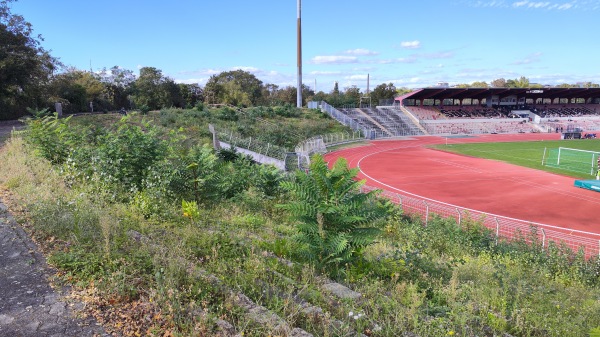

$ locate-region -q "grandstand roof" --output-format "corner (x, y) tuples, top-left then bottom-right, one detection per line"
(396, 87), (600, 103)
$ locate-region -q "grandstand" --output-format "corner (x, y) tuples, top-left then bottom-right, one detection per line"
(396, 87), (600, 137)
(315, 87), (600, 139)
(329, 104), (425, 138)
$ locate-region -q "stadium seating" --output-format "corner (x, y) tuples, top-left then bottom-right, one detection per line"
(328, 102), (600, 138)
(403, 106), (446, 120)
(337, 107), (424, 137)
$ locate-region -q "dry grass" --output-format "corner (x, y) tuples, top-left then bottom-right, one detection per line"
(0, 137), (68, 205)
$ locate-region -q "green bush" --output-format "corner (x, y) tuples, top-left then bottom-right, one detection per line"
(279, 155), (392, 276)
(25, 114), (81, 164)
(95, 120), (166, 192)
(217, 106), (238, 121)
(139, 105), (151, 115)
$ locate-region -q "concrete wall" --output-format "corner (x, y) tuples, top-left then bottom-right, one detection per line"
(219, 141), (286, 171)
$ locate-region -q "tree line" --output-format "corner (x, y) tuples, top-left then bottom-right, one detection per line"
(2, 0), (598, 120)
(454, 76), (599, 89)
(0, 1), (402, 120)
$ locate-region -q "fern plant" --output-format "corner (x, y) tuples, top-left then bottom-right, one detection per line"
(279, 155), (391, 275)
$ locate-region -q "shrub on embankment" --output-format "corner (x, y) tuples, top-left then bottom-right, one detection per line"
(0, 111), (599, 336)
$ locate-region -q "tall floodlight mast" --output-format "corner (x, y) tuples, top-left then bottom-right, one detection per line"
(297, 0), (303, 108)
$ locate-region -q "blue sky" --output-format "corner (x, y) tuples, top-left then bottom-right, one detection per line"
(10, 0), (600, 92)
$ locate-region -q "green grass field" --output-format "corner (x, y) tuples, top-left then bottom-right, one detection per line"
(432, 139), (600, 179)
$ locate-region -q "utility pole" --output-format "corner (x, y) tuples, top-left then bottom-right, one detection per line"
(296, 0), (303, 108)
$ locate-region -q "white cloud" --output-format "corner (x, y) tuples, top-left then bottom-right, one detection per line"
(346, 74), (370, 81)
(344, 48), (379, 56)
(513, 1), (550, 8)
(310, 71), (342, 75)
(311, 55), (358, 64)
(231, 66), (260, 73)
(178, 68), (220, 76)
(469, 1), (508, 8)
(175, 78), (209, 85)
(511, 52), (543, 65)
(556, 3), (574, 9)
(377, 57), (418, 64)
(415, 51), (455, 59)
(513, 1), (529, 7)
(467, 0), (588, 10)
(400, 40), (421, 49)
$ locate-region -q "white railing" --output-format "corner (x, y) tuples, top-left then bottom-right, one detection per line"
(295, 132), (364, 169)
(360, 185), (600, 258)
(218, 131), (288, 161)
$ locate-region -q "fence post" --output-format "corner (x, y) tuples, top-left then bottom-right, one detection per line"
(397, 194), (402, 209)
(541, 228), (546, 251)
(423, 200), (429, 226)
(456, 208), (461, 226)
(495, 217), (500, 246)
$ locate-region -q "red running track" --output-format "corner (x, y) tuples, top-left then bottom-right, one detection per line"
(325, 133), (600, 235)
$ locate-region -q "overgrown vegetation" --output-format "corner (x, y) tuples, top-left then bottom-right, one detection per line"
(279, 155), (392, 275)
(0, 111), (599, 336)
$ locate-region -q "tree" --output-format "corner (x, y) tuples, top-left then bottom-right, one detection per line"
(46, 71), (87, 114)
(161, 78), (184, 108)
(178, 83), (203, 108)
(471, 81), (489, 88)
(261, 83), (280, 106)
(300, 84), (315, 106)
(279, 155), (391, 275)
(583, 82), (600, 88)
(203, 70), (263, 107)
(507, 76), (530, 88)
(273, 86), (297, 106)
(371, 83), (397, 105)
(0, 0), (57, 119)
(268, 84), (315, 106)
(312, 90), (327, 103)
(47, 68), (113, 113)
(343, 86), (362, 106)
(490, 78), (507, 88)
(556, 83), (574, 88)
(99, 66), (136, 110)
(221, 80), (252, 107)
(131, 67), (179, 110)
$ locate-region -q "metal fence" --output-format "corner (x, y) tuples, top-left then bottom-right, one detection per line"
(218, 124), (600, 259)
(360, 184), (600, 258)
(218, 131), (288, 161)
(295, 131), (365, 169)
(319, 101), (375, 138)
